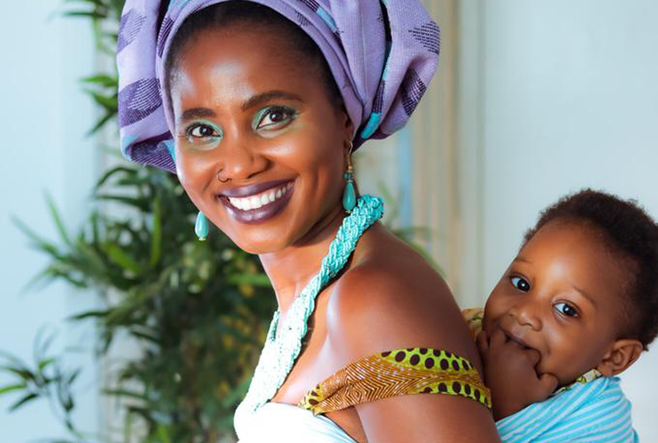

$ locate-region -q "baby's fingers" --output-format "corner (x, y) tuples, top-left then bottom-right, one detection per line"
(490, 328), (507, 348)
(476, 330), (490, 355)
(535, 373), (559, 400)
(523, 347), (542, 366)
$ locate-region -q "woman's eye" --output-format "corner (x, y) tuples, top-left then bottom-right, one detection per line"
(187, 124), (220, 140)
(510, 276), (530, 292)
(555, 302), (579, 318)
(256, 106), (296, 130)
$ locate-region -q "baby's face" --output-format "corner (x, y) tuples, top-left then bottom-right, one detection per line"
(483, 220), (631, 386)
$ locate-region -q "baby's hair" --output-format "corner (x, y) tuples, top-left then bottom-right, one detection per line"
(161, 1), (342, 107)
(523, 189), (658, 349)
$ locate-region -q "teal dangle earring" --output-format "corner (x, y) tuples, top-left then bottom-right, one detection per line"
(195, 211), (209, 241)
(342, 142), (357, 213)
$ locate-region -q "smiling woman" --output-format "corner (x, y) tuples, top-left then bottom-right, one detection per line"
(116, 1), (500, 441)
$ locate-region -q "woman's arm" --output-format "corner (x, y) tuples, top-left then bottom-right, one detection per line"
(327, 259), (501, 442)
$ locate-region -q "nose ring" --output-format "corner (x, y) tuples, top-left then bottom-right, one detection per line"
(217, 169), (230, 183)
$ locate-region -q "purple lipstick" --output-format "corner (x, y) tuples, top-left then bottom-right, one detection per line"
(218, 179), (295, 225)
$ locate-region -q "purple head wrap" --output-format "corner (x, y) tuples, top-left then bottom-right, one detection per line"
(117, 0), (440, 173)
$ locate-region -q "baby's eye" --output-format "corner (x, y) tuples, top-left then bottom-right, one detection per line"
(255, 106), (296, 130)
(510, 276), (530, 292)
(555, 302), (579, 318)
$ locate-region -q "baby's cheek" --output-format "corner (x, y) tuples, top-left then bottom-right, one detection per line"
(537, 354), (585, 387)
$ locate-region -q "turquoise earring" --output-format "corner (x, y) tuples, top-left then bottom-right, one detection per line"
(195, 211), (209, 241)
(342, 142), (357, 213)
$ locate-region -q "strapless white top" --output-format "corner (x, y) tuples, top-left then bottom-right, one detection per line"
(235, 402), (357, 442)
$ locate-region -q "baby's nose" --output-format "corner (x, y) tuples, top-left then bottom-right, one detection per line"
(510, 301), (543, 330)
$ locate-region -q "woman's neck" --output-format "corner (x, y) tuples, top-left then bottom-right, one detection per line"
(258, 203), (346, 314)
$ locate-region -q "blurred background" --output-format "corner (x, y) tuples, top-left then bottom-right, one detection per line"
(1, 0), (656, 441)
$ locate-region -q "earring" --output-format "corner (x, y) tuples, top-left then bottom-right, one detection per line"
(342, 142), (357, 213)
(195, 211), (209, 241)
(217, 168), (230, 183)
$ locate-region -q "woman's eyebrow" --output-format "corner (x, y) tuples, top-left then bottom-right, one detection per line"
(179, 107), (217, 125)
(241, 90), (304, 111)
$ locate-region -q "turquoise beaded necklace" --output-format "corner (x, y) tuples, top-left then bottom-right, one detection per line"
(234, 194), (384, 423)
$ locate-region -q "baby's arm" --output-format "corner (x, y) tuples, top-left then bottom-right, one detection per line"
(477, 329), (558, 420)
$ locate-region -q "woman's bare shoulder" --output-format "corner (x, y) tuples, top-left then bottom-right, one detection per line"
(326, 231), (481, 374)
(325, 232), (499, 441)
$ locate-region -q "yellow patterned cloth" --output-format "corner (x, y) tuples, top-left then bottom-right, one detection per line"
(299, 348), (491, 415)
(463, 307), (485, 341)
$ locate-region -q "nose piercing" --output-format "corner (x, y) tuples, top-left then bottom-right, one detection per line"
(217, 169), (230, 183)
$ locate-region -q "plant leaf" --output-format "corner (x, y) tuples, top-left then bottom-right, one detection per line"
(68, 309), (110, 321)
(45, 192), (72, 247)
(104, 243), (142, 274)
(38, 358), (56, 372)
(9, 392), (39, 412)
(87, 112), (115, 135)
(0, 383), (27, 395)
(80, 74), (117, 87)
(149, 195), (162, 267)
(63, 11), (107, 20)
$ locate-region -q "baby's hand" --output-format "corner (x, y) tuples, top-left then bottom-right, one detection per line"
(477, 329), (558, 420)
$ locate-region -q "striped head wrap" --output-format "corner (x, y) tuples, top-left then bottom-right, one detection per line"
(117, 0), (440, 173)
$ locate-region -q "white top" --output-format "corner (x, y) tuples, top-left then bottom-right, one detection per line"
(236, 402), (357, 443)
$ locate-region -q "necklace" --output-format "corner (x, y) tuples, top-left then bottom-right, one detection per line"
(234, 195), (384, 422)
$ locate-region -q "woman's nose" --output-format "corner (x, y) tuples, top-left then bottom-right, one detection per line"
(219, 136), (268, 182)
(509, 298), (543, 330)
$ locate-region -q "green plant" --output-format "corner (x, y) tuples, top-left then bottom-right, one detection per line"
(5, 163), (277, 442)
(0, 331), (82, 440)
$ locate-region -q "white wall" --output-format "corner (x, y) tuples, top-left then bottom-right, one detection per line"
(465, 0), (658, 439)
(0, 1), (99, 441)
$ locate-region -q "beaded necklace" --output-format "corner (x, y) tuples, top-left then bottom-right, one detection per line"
(234, 194), (384, 422)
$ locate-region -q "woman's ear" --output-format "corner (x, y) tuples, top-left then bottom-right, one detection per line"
(596, 339), (643, 376)
(338, 103), (355, 143)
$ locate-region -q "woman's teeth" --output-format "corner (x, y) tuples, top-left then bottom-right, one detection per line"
(228, 182), (293, 211)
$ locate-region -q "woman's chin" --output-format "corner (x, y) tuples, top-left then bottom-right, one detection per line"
(226, 233), (292, 256)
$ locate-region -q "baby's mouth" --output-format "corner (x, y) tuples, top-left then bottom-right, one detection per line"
(502, 328), (534, 351)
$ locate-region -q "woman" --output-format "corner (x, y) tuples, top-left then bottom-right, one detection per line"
(117, 1), (500, 441)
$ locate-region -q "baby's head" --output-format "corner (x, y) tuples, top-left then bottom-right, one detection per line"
(483, 189), (658, 386)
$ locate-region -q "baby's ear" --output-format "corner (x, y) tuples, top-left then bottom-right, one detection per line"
(596, 339), (643, 376)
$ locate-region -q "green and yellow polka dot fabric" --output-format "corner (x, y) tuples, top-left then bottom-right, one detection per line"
(299, 347), (491, 415)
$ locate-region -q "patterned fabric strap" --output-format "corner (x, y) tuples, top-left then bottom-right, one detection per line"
(299, 347), (491, 414)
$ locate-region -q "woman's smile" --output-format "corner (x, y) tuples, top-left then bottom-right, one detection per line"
(219, 179), (295, 224)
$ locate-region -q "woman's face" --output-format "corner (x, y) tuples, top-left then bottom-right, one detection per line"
(169, 24), (352, 254)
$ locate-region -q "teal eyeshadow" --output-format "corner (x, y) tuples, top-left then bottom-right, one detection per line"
(252, 108), (270, 129)
(185, 119), (223, 146)
(252, 106), (298, 130)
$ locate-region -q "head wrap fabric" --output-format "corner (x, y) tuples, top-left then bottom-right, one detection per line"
(117, 0), (440, 173)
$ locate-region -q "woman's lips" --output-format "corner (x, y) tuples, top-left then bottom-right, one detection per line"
(221, 179), (291, 198)
(218, 180), (295, 225)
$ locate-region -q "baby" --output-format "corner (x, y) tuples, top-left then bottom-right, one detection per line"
(468, 189), (658, 442)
